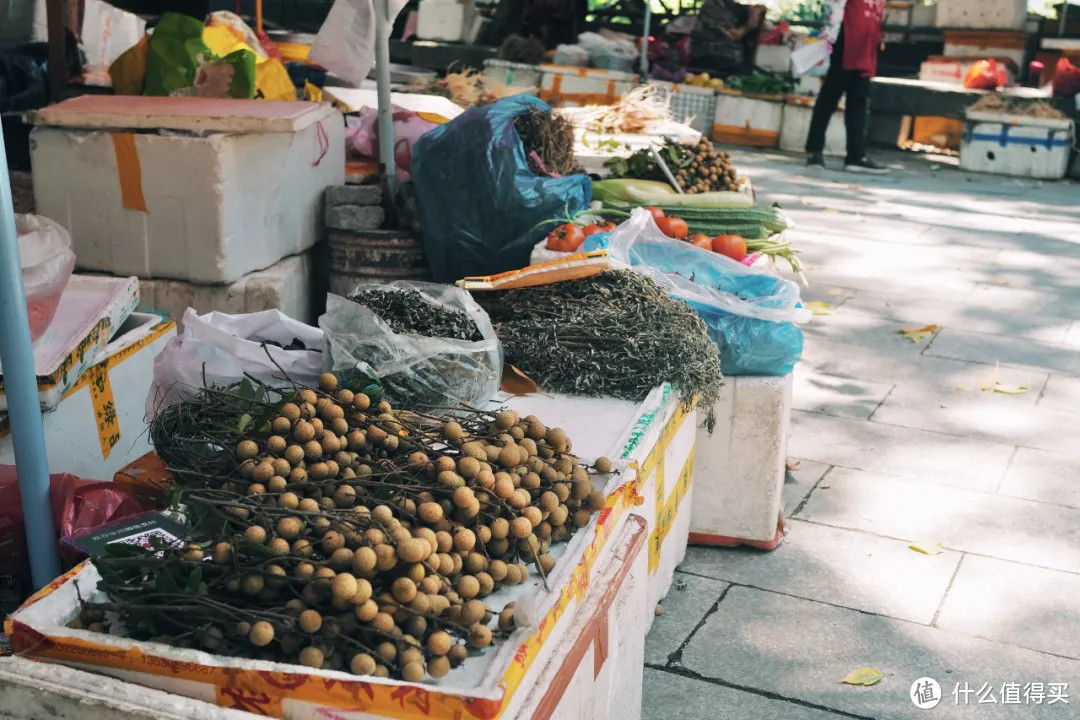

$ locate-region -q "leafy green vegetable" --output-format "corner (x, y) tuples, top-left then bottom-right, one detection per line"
(725, 73), (794, 95)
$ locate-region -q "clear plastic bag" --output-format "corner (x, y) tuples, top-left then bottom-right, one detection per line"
(146, 308), (325, 417)
(608, 208), (808, 376)
(319, 282), (503, 411)
(16, 214), (76, 342)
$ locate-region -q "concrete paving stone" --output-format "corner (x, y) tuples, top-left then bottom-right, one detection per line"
(1064, 322), (1080, 349)
(998, 448), (1080, 509)
(926, 329), (1080, 377)
(680, 586), (1080, 720)
(935, 555), (1080, 660)
(645, 573), (729, 665)
(783, 459), (831, 516)
(980, 250), (1080, 293)
(324, 204), (385, 232)
(1036, 375), (1080, 413)
(872, 384), (1077, 456)
(793, 367), (893, 420)
(642, 667), (845, 720)
(965, 284), (1080, 322)
(797, 467), (1080, 575)
(835, 292), (1071, 347)
(679, 520), (960, 624)
(799, 337), (1049, 402)
(801, 304), (951, 356)
(788, 411), (1014, 492)
(919, 223), (1080, 260)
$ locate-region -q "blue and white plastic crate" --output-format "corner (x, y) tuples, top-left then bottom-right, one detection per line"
(960, 111), (1074, 180)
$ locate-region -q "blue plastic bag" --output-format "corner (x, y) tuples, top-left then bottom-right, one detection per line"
(412, 96), (591, 282)
(608, 209), (809, 376)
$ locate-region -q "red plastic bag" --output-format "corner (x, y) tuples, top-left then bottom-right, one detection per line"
(963, 59), (1007, 90)
(1052, 57), (1080, 98)
(0, 467), (144, 593)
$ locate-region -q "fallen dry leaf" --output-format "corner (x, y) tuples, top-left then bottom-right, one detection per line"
(786, 460), (802, 471)
(500, 364), (540, 395)
(955, 385), (971, 392)
(818, 483), (831, 489)
(898, 324), (939, 343)
(842, 668), (883, 686)
(827, 288), (845, 297)
(993, 383), (1030, 395)
(805, 301), (833, 316)
(909, 542), (944, 555)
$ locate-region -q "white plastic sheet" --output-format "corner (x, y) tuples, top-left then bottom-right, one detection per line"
(309, 0), (409, 87)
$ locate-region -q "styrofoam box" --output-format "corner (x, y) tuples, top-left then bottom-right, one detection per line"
(936, 0), (1026, 30)
(943, 38), (1026, 69)
(513, 516), (648, 720)
(136, 250), (317, 326)
(416, 0), (466, 42)
(755, 44), (791, 74)
(711, 91), (784, 147)
(0, 312), (176, 480)
(690, 374), (793, 544)
(483, 59), (542, 91)
(960, 113), (1074, 180)
(780, 99), (846, 156)
(30, 104), (344, 284)
(8, 462), (641, 719)
(539, 65), (639, 107)
(501, 385), (696, 629)
(648, 81), (717, 135)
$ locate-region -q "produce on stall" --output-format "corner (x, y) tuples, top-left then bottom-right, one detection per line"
(474, 270), (723, 428)
(514, 107), (576, 177)
(602, 138), (744, 194)
(78, 371), (610, 683)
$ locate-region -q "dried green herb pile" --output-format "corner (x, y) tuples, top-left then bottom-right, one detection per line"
(474, 270), (723, 423)
(349, 288), (482, 342)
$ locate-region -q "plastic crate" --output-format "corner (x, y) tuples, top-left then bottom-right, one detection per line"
(960, 112), (1074, 180)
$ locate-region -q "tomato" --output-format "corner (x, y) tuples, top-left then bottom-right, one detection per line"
(546, 223), (586, 252)
(581, 224), (603, 237)
(711, 234), (747, 261)
(598, 222), (617, 232)
(644, 206), (666, 221)
(656, 217), (689, 240)
(690, 235), (712, 250)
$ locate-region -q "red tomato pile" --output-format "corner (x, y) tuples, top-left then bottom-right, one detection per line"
(545, 222), (616, 253)
(647, 208), (747, 262)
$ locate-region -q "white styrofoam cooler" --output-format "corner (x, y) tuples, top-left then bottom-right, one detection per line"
(483, 59), (542, 91)
(648, 81), (717, 135)
(690, 374), (793, 546)
(416, 0), (467, 42)
(539, 65), (638, 107)
(711, 90), (784, 147)
(960, 112), (1074, 180)
(780, 98), (846, 156)
(755, 44), (791, 74)
(0, 312), (176, 480)
(30, 97), (344, 284)
(936, 0), (1027, 30)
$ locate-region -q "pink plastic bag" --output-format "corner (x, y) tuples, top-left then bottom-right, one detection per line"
(16, 214), (76, 342)
(344, 106), (440, 181)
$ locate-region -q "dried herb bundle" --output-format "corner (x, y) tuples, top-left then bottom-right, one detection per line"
(514, 107), (575, 176)
(91, 374), (612, 682)
(475, 271), (723, 426)
(349, 288), (482, 342)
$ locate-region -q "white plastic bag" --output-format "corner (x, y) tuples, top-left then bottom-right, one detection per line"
(309, 0), (408, 87)
(16, 213), (76, 342)
(319, 282), (503, 411)
(146, 308), (325, 417)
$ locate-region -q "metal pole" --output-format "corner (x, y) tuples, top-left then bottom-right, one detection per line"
(0, 127), (61, 588)
(639, 1), (652, 78)
(374, 0), (398, 199)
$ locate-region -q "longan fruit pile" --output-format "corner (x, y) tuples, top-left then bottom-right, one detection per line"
(675, 139), (741, 194)
(91, 372), (616, 685)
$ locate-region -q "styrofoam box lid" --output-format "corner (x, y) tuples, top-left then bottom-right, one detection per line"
(965, 110), (1074, 130)
(540, 64), (639, 82)
(484, 59), (541, 71)
(29, 95), (337, 134)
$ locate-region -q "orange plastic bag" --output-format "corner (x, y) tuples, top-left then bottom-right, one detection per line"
(1052, 57), (1080, 98)
(963, 59), (1006, 90)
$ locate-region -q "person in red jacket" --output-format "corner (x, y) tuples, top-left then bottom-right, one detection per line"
(805, 0), (889, 173)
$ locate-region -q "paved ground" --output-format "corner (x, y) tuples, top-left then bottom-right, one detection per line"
(643, 148), (1080, 719)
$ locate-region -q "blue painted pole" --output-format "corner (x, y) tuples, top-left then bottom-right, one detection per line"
(0, 124), (62, 588)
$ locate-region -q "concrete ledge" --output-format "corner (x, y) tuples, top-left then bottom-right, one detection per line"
(0, 656), (259, 720)
(690, 373), (793, 544)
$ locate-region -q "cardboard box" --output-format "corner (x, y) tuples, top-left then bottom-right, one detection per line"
(0, 313), (176, 480)
(711, 90), (784, 148)
(780, 96), (846, 156)
(31, 96), (344, 284)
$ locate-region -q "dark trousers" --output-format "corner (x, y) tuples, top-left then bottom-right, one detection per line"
(805, 28), (870, 162)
